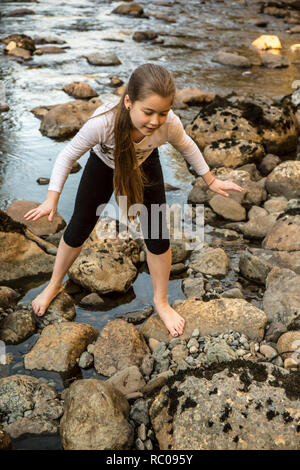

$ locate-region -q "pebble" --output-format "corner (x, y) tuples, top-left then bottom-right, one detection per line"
(135, 438), (145, 450)
(144, 439), (153, 450)
(137, 423), (147, 441)
(284, 358), (299, 369)
(259, 344), (277, 359)
(191, 328), (200, 338)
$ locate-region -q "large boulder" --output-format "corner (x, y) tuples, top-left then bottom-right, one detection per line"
(141, 298), (267, 342)
(60, 379), (133, 450)
(149, 361), (300, 449)
(203, 139), (265, 169)
(262, 212), (300, 251)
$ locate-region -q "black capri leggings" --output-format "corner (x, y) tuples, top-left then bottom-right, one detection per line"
(63, 148), (170, 255)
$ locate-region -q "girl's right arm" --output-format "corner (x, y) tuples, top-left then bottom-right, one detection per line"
(24, 190), (60, 222)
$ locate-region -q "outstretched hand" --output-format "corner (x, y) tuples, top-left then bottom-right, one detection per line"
(24, 201), (57, 222)
(208, 178), (244, 197)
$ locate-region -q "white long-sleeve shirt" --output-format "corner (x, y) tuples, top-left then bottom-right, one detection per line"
(48, 101), (210, 193)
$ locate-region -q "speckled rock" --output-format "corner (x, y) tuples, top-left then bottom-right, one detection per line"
(187, 247), (230, 277)
(239, 251), (275, 284)
(0, 286), (20, 309)
(24, 322), (99, 373)
(244, 247), (300, 276)
(203, 139), (264, 169)
(60, 379), (133, 450)
(262, 213), (300, 251)
(93, 320), (150, 377)
(266, 161), (300, 199)
(150, 361), (300, 449)
(0, 374), (64, 439)
(182, 276), (205, 299)
(141, 298), (267, 342)
(0, 307), (36, 345)
(263, 267), (300, 329)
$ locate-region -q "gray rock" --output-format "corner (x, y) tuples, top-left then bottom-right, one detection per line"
(87, 52), (121, 66)
(130, 399), (149, 426)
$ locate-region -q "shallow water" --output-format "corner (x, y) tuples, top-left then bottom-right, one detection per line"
(0, 0), (298, 449)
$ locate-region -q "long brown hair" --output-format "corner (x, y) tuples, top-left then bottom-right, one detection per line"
(113, 64), (176, 220)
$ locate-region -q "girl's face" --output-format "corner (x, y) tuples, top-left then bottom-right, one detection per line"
(124, 93), (173, 140)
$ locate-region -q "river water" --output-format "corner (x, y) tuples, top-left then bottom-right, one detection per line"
(0, 0), (299, 449)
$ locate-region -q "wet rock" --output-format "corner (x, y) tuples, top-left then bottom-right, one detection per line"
(34, 290), (76, 329)
(109, 75), (124, 87)
(213, 51), (251, 68)
(0, 210), (55, 282)
(80, 292), (105, 307)
(0, 106), (10, 113)
(87, 52), (121, 66)
(7, 200), (66, 237)
(34, 46), (66, 55)
(251, 35), (282, 50)
(262, 213), (300, 251)
(60, 379), (133, 450)
(112, 3), (145, 17)
(37, 97), (102, 138)
(170, 263), (186, 275)
(209, 194), (246, 221)
(259, 51), (290, 68)
(0, 307), (36, 345)
(239, 251), (273, 284)
(107, 366), (146, 395)
(132, 31), (158, 42)
(4, 8), (35, 17)
(0, 374), (64, 439)
(187, 247), (230, 277)
(277, 331), (300, 361)
(36, 177), (50, 185)
(265, 161), (300, 199)
(150, 362), (299, 449)
(0, 286), (20, 309)
(258, 154), (281, 176)
(115, 305), (154, 324)
(203, 138), (265, 169)
(141, 298), (267, 342)
(3, 34), (35, 59)
(147, 10), (175, 22)
(24, 322), (98, 373)
(93, 319), (150, 377)
(63, 81), (98, 99)
(263, 267), (300, 329)
(182, 276), (205, 299)
(34, 36), (67, 45)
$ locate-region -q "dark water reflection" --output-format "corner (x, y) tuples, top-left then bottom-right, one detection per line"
(0, 0), (299, 449)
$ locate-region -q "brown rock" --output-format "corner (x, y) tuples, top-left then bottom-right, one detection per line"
(7, 200), (66, 237)
(262, 214), (300, 251)
(24, 322), (99, 373)
(63, 82), (98, 99)
(265, 161), (300, 199)
(112, 3), (144, 17)
(60, 379), (133, 450)
(209, 194), (246, 221)
(93, 319), (150, 377)
(0, 308), (36, 345)
(277, 331), (300, 361)
(141, 298), (267, 342)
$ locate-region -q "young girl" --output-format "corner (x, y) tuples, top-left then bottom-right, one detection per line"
(24, 63), (243, 338)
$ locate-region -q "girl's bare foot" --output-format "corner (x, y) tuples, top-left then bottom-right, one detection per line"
(32, 283), (63, 317)
(154, 300), (185, 337)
